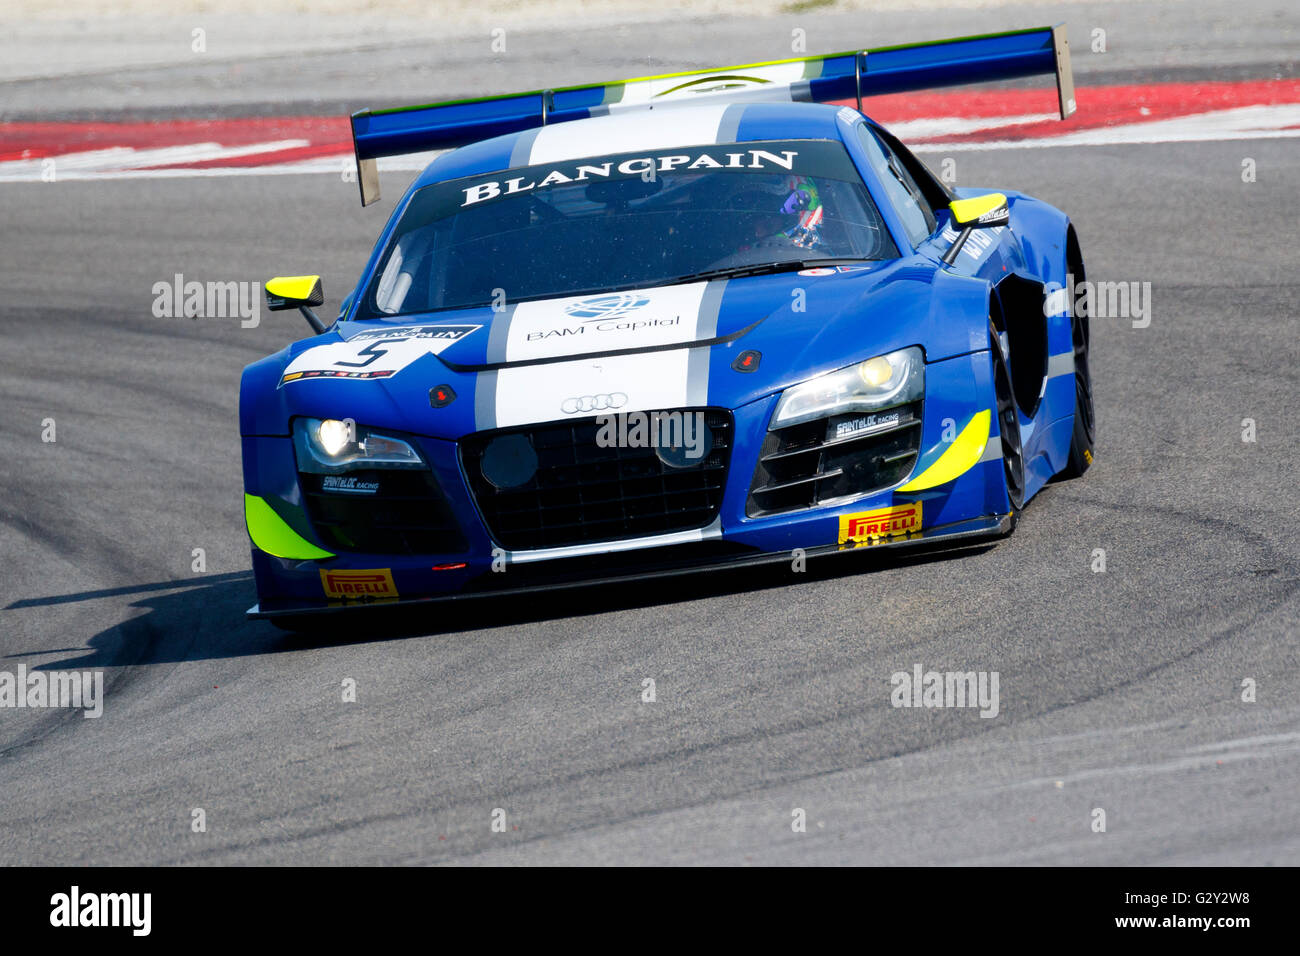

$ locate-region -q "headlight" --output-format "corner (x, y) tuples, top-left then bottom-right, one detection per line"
(316, 418), (352, 457)
(770, 347), (924, 430)
(293, 417), (425, 473)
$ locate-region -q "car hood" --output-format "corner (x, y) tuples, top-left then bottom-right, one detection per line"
(241, 258), (989, 439)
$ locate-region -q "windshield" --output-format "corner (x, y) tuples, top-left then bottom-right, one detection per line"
(357, 139), (898, 318)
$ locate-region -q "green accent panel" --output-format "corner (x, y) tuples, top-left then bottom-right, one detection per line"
(244, 493), (334, 560)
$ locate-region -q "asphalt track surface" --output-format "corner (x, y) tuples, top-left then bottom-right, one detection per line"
(1, 6), (1298, 866)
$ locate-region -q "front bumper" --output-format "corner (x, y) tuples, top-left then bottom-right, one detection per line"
(248, 512), (1011, 619)
(244, 348), (1008, 619)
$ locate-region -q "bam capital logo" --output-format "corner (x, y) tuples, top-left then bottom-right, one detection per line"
(563, 293), (651, 322)
(525, 292), (680, 340)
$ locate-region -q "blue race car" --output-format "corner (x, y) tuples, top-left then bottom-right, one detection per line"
(241, 26), (1093, 625)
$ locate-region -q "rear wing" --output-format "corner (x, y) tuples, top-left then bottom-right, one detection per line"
(350, 24), (1074, 206)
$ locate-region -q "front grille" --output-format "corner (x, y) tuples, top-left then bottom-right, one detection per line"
(301, 469), (467, 555)
(747, 401), (922, 515)
(461, 408), (734, 551)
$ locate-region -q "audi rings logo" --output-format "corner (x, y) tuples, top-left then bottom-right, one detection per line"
(563, 293), (651, 322)
(561, 392), (628, 414)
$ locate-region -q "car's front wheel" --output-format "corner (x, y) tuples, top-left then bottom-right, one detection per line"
(991, 320), (1026, 516)
(1058, 228), (1095, 479)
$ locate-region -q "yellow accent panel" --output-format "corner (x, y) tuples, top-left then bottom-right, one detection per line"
(265, 275), (321, 302)
(244, 493), (334, 560)
(898, 409), (991, 492)
(949, 193), (1008, 226)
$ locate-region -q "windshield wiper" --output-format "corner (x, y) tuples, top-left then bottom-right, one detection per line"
(666, 257), (879, 286)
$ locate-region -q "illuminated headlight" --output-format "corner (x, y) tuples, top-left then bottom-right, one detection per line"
(316, 419), (352, 457)
(293, 417), (425, 473)
(770, 347), (924, 430)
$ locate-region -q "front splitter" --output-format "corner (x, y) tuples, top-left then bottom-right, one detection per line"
(247, 512), (1012, 621)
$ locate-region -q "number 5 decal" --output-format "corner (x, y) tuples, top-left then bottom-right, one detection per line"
(334, 338), (403, 368)
(278, 325), (481, 386)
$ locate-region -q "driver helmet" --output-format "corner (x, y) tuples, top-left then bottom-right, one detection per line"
(730, 176), (825, 250)
(779, 175), (824, 249)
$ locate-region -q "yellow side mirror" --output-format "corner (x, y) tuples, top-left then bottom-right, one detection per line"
(942, 194), (1010, 266)
(265, 275), (326, 333)
(949, 193), (1010, 228)
(265, 275), (324, 311)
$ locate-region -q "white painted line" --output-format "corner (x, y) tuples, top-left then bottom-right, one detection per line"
(2, 106), (1299, 182)
(0, 144), (441, 182)
(913, 104), (1300, 151)
(890, 113), (1057, 140)
(0, 139), (311, 179)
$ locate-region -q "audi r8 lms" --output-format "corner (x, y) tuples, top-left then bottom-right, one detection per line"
(240, 26), (1094, 625)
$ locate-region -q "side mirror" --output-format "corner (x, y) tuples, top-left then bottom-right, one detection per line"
(942, 193), (1009, 266)
(949, 192), (1010, 228)
(265, 275), (326, 333)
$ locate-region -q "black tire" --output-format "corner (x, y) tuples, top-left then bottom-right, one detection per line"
(991, 320), (1026, 515)
(1057, 229), (1095, 479)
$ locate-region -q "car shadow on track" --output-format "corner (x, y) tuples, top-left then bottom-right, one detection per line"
(12, 541), (995, 669)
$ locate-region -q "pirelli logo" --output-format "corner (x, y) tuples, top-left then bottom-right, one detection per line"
(320, 568), (398, 600)
(838, 503), (922, 546)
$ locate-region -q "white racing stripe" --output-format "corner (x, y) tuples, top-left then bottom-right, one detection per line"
(493, 351), (698, 429)
(610, 61), (808, 108)
(490, 282), (718, 428)
(527, 103), (733, 164)
(1046, 350), (1074, 380)
(503, 283), (710, 361)
(979, 436), (1003, 464)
